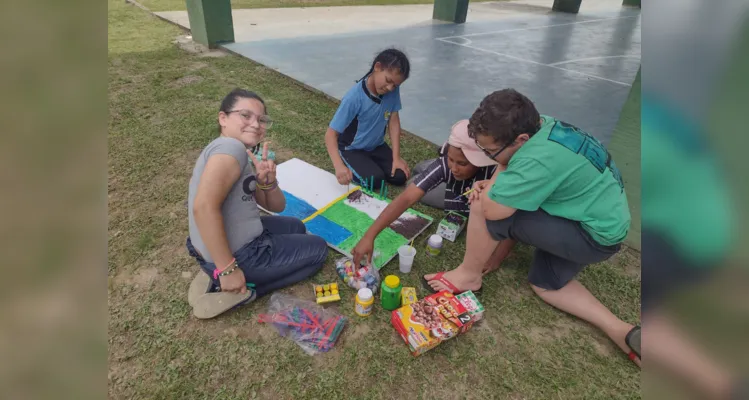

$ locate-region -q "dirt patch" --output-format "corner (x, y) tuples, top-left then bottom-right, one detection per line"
(591, 335), (615, 357)
(344, 323), (371, 345)
(115, 266), (159, 287)
(188, 61), (208, 71)
(108, 359), (141, 399)
(279, 283), (316, 301)
(264, 98), (282, 110)
(149, 151), (196, 191)
(310, 345), (344, 369)
(170, 75), (204, 88)
(180, 318), (277, 342)
(222, 324), (270, 341)
(611, 246), (641, 279)
(199, 51), (230, 59)
(528, 320), (575, 344)
(174, 35), (228, 57)
(158, 239), (193, 268)
(501, 282), (528, 302)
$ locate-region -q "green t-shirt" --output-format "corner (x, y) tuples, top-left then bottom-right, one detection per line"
(489, 116), (630, 246)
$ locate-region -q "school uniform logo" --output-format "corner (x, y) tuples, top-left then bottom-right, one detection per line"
(548, 120), (624, 190)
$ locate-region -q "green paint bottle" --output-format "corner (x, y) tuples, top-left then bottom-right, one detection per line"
(380, 275), (403, 311)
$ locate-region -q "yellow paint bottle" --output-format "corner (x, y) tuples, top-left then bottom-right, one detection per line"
(355, 288), (374, 317)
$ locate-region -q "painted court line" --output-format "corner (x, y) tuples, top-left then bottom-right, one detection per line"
(547, 55), (640, 66)
(436, 38), (632, 86)
(437, 15), (638, 40)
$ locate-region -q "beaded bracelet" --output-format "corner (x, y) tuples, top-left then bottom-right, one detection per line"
(213, 258), (238, 280)
(257, 180), (278, 191)
(217, 264), (237, 277)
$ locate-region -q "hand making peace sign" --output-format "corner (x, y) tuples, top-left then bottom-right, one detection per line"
(247, 142), (277, 184)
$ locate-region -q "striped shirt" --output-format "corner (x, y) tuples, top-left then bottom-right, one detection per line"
(413, 143), (497, 216)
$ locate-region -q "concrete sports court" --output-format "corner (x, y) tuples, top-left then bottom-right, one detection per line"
(158, 0), (641, 145)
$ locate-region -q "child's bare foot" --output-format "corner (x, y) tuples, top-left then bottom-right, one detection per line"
(482, 251), (514, 275)
(482, 240), (516, 275)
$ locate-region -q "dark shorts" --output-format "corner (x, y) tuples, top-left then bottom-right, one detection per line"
(486, 209), (621, 290)
(186, 216), (328, 297)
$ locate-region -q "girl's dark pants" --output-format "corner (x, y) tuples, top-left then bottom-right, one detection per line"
(186, 216), (328, 297)
(341, 143), (408, 190)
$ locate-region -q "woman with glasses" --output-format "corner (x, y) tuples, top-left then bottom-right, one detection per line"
(185, 88), (328, 319)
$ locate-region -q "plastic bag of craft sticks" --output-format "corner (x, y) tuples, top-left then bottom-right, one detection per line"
(334, 255), (381, 294)
(257, 293), (347, 355)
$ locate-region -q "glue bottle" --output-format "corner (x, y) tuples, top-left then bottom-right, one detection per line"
(355, 288), (374, 317)
(426, 234), (443, 256)
(380, 275), (402, 311)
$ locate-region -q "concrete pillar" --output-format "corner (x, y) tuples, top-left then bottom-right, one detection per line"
(185, 0), (234, 49)
(433, 0), (470, 24)
(608, 67), (641, 250)
(552, 0), (582, 13)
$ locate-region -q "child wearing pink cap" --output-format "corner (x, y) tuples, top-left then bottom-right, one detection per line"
(409, 120), (497, 214)
(352, 120), (514, 270)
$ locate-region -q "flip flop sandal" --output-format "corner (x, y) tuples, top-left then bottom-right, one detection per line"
(625, 325), (641, 362)
(192, 288), (256, 319)
(421, 272), (482, 296)
(188, 270), (213, 308)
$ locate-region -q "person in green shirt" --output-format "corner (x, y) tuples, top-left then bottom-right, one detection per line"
(423, 89), (640, 366)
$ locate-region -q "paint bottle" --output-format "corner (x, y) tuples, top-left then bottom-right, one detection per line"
(426, 234), (443, 256)
(355, 288), (374, 317)
(380, 275), (403, 311)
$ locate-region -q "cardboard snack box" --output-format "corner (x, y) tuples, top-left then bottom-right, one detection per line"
(456, 291), (484, 321)
(391, 291), (475, 356)
(437, 212), (467, 242)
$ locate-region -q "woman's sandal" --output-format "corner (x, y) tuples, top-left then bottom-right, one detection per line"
(188, 271), (256, 319)
(625, 325), (641, 363)
(188, 270), (213, 308)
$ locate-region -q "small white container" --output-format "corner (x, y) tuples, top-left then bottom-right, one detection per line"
(397, 245), (417, 273)
(355, 288), (374, 317)
(426, 234), (443, 256)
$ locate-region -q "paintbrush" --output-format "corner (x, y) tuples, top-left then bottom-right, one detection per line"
(453, 187), (476, 200)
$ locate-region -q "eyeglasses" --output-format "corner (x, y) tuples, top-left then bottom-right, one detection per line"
(475, 137), (514, 160)
(227, 109), (274, 129)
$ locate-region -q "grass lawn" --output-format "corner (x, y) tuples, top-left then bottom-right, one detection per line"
(139, 0), (498, 12)
(107, 0), (642, 398)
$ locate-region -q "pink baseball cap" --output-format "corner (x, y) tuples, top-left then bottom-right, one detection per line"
(447, 119), (497, 167)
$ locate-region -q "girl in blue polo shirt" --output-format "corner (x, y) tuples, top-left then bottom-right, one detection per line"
(324, 48), (411, 191)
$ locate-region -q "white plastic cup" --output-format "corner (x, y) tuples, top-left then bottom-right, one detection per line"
(398, 245), (417, 273)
